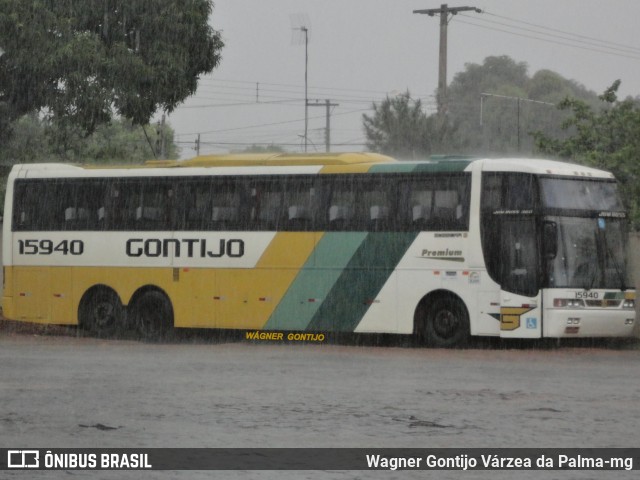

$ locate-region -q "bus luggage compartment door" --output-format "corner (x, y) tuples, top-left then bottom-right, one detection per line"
(14, 267), (49, 322)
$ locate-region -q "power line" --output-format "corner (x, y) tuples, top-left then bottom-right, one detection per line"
(482, 11), (640, 55)
(176, 9), (639, 153)
(456, 15), (640, 61)
(184, 77), (437, 115)
(179, 99), (302, 109)
(196, 78), (434, 105)
(198, 77), (407, 97)
(176, 107), (370, 137)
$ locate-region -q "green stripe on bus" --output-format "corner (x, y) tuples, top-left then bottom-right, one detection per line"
(413, 161), (471, 173)
(264, 232), (367, 331)
(368, 163), (418, 173)
(307, 232), (418, 332)
(368, 160), (471, 174)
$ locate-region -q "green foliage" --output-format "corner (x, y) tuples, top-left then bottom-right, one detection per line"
(0, 115), (178, 164)
(0, 115), (179, 200)
(533, 80), (640, 229)
(446, 56), (599, 155)
(362, 56), (600, 158)
(362, 92), (460, 158)
(232, 144), (287, 154)
(0, 0), (223, 140)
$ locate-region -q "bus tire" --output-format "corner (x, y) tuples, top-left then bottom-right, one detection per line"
(416, 293), (470, 348)
(131, 290), (174, 340)
(78, 287), (124, 337)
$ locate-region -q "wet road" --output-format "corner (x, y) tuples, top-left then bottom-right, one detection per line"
(1, 332), (639, 479)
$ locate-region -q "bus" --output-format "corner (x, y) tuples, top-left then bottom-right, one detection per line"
(2, 152), (636, 346)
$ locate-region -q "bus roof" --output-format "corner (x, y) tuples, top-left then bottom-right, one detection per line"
(478, 158), (615, 179)
(9, 155), (614, 179)
(145, 152), (395, 167)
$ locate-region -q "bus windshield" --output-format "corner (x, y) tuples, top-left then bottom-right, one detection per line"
(540, 177), (631, 290)
(540, 177), (624, 211)
(545, 216), (631, 289)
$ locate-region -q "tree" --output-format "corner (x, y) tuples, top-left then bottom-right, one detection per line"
(0, 0), (223, 141)
(362, 92), (459, 158)
(0, 115), (180, 200)
(363, 57), (601, 158)
(0, 115), (179, 164)
(232, 144), (287, 154)
(446, 56), (599, 155)
(533, 81), (640, 229)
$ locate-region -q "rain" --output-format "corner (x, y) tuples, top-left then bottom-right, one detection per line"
(1, 1), (640, 478)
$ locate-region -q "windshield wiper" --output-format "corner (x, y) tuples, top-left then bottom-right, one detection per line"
(585, 267), (598, 291)
(604, 242), (627, 291)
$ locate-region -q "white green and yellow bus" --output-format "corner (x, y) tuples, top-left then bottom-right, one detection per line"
(1, 152), (636, 346)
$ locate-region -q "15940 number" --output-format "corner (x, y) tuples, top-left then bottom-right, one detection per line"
(18, 239), (84, 256)
(576, 291), (599, 299)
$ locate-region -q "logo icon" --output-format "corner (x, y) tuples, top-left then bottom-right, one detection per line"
(526, 317), (537, 329)
(7, 450), (40, 468)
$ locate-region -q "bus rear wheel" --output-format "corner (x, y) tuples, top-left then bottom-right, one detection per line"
(416, 294), (470, 348)
(131, 290), (174, 340)
(78, 288), (124, 337)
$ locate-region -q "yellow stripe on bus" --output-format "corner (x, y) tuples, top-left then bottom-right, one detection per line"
(199, 232), (322, 330)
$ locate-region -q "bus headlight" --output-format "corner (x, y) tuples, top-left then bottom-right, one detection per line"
(553, 298), (585, 308)
(622, 299), (635, 309)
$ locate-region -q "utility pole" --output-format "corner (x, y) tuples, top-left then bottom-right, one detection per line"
(300, 26), (309, 152)
(157, 114), (167, 159)
(324, 99), (334, 153)
(291, 17), (311, 152)
(414, 4), (481, 116)
(307, 99), (339, 152)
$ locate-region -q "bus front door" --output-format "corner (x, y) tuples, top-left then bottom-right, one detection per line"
(498, 218), (542, 339)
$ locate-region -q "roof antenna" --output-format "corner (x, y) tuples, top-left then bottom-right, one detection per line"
(291, 13), (311, 152)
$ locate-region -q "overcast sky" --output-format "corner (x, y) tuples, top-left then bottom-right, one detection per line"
(163, 0), (640, 158)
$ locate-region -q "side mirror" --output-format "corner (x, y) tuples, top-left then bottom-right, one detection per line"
(542, 221), (558, 260)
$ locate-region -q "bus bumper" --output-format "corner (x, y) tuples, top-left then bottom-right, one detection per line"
(543, 308), (636, 338)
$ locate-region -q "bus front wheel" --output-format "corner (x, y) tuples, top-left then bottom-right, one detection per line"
(78, 287), (124, 337)
(416, 294), (470, 348)
(131, 290), (174, 340)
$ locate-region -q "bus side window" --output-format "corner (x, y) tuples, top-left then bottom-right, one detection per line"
(324, 176), (397, 232)
(359, 183), (394, 231)
(13, 182), (39, 230)
(210, 182), (242, 230)
(401, 175), (469, 232)
(284, 178), (319, 231)
(137, 182), (175, 230)
(118, 182), (141, 229)
(431, 190), (460, 228)
(38, 182), (68, 230)
(105, 180), (164, 230)
(65, 181), (106, 231)
(98, 180), (122, 230)
(252, 179), (284, 231)
(406, 184), (433, 230)
(182, 180), (212, 230)
(327, 184), (355, 231)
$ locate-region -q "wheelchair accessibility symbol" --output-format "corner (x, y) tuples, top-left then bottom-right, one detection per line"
(526, 317), (537, 329)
